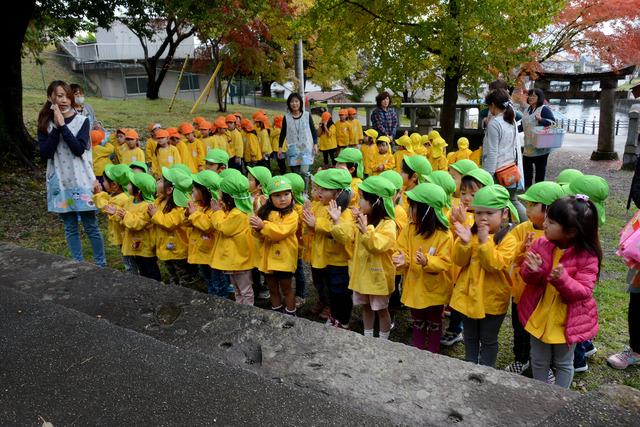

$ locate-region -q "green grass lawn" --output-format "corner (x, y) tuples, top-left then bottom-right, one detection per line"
(9, 52), (638, 393)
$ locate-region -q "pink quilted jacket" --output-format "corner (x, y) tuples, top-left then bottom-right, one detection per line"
(518, 237), (599, 345)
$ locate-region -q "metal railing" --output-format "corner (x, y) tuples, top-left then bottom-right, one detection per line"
(557, 118), (629, 135)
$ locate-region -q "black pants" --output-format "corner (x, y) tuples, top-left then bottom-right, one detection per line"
(511, 301), (531, 363)
(446, 307), (464, 334)
(135, 256), (161, 282)
(322, 148), (337, 166)
(523, 153), (550, 188)
(271, 153), (287, 175)
(314, 266), (352, 325)
(631, 292), (640, 353)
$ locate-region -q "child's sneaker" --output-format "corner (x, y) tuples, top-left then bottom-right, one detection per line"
(607, 347), (640, 370)
(319, 306), (331, 320)
(295, 296), (306, 309)
(584, 342), (598, 358)
(546, 369), (556, 385)
(574, 360), (589, 373)
(504, 360), (530, 375)
(440, 332), (463, 346)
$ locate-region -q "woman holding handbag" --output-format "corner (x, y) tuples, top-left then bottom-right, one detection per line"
(482, 88), (526, 222)
(522, 88), (556, 188)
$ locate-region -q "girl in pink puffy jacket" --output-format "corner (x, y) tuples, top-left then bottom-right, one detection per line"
(519, 195), (601, 388)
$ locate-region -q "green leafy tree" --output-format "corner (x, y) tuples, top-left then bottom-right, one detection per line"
(307, 0), (563, 141)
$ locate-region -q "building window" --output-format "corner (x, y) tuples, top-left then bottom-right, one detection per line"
(180, 74), (200, 91)
(126, 76), (148, 95)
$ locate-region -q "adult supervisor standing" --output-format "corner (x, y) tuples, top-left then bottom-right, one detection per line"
(278, 92), (318, 186)
(37, 80), (106, 267)
(370, 91), (398, 140)
(522, 88), (555, 188)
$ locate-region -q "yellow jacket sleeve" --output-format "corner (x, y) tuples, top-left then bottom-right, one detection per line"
(211, 209), (245, 237)
(423, 233), (453, 274)
(260, 211), (299, 241)
(394, 226), (410, 275)
(93, 192), (110, 210)
(123, 203), (152, 231)
(330, 220), (356, 247)
(314, 216), (334, 234)
(452, 238), (473, 267)
(361, 220), (396, 254)
(189, 209), (213, 232)
(151, 206), (187, 230)
(477, 235), (517, 273)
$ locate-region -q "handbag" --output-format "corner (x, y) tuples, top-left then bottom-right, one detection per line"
(494, 124), (521, 187)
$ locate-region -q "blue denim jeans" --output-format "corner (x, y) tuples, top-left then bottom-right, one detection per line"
(202, 266), (231, 297)
(60, 211), (106, 267)
(294, 258), (307, 298)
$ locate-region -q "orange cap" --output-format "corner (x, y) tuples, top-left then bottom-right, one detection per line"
(90, 130), (105, 146)
(273, 115), (284, 128)
(124, 129), (139, 139)
(241, 119), (254, 132)
(252, 109), (266, 121)
(348, 107), (357, 115)
(116, 128), (127, 135)
(193, 116), (206, 125)
(179, 122), (194, 135)
(167, 128), (180, 138)
(225, 114), (236, 123)
(321, 111), (331, 121)
(155, 129), (169, 138)
(233, 112), (243, 119)
(338, 109), (348, 116)
(254, 113), (270, 128)
(198, 121), (211, 130)
(214, 118), (228, 129)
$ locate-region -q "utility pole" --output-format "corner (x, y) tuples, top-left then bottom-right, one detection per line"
(294, 40), (305, 101)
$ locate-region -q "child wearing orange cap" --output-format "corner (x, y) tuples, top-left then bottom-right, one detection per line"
(113, 128), (128, 164)
(226, 114), (244, 170)
(91, 129), (113, 185)
(176, 122), (206, 173)
(241, 119), (262, 167)
(271, 116), (287, 175)
(120, 129), (146, 165)
(254, 114), (272, 169)
(151, 129), (181, 178)
(210, 117), (229, 153)
(199, 121), (216, 152)
(335, 109), (353, 152)
(348, 107), (363, 147)
(193, 117), (206, 138)
(318, 111), (337, 166)
(145, 123), (162, 167)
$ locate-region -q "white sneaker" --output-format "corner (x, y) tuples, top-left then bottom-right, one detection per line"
(504, 361), (530, 375)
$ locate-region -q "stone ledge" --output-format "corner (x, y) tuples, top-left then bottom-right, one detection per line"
(1, 242), (638, 425)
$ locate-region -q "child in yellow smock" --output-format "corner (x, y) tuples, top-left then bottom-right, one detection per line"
(370, 136), (395, 175)
(361, 128), (379, 177)
(447, 137), (474, 165)
(151, 129), (181, 178)
(335, 147), (364, 209)
(145, 123), (161, 167)
(241, 119), (262, 167)
(120, 129), (145, 165)
(330, 176), (397, 339)
(335, 109), (352, 151)
(348, 107), (363, 146)
(176, 123), (206, 173)
(318, 111), (337, 166)
(428, 137), (448, 171)
(394, 134), (414, 173)
(91, 129), (113, 184)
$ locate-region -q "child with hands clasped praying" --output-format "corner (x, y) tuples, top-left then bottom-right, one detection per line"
(449, 185), (519, 367)
(518, 195), (601, 388)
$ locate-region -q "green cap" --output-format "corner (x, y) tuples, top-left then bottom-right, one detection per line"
(312, 168), (352, 190)
(406, 183), (450, 228)
(471, 184), (519, 223)
(192, 170), (221, 201)
(568, 175), (609, 225)
(219, 168), (242, 180)
(171, 163), (192, 176)
(162, 166), (193, 208)
(379, 170), (403, 191)
(335, 147), (364, 179)
(518, 181), (565, 206)
(129, 172), (156, 203)
(465, 168), (494, 187)
(284, 172), (305, 204)
(450, 159), (478, 175)
(358, 176), (396, 220)
(247, 166), (272, 196)
(220, 173), (253, 214)
(205, 148), (229, 167)
(104, 164), (131, 188)
(556, 169), (583, 186)
(404, 155), (432, 183)
(129, 161), (148, 173)
(425, 171), (456, 208)
(267, 175), (292, 196)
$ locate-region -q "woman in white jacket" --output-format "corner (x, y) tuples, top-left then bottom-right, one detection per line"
(482, 88), (526, 222)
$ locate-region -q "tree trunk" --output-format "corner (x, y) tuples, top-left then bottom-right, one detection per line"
(261, 79), (273, 97)
(0, 0), (37, 167)
(440, 72), (460, 144)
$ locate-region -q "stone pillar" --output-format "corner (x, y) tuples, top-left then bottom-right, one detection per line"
(591, 78), (619, 160)
(622, 104), (640, 170)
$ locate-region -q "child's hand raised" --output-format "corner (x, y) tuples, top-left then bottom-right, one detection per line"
(453, 222), (472, 244)
(477, 223), (489, 244)
(356, 212), (368, 234)
(392, 251), (406, 268)
(186, 200), (197, 216)
(104, 204), (116, 215)
(549, 264), (564, 281)
(522, 232), (535, 252)
(302, 208), (316, 228)
(524, 251), (543, 272)
(250, 215), (264, 231)
(328, 199), (342, 223)
(147, 203), (158, 217)
(415, 247), (427, 266)
(451, 204), (467, 225)
(116, 208), (126, 219)
(92, 180), (102, 194)
(210, 199), (221, 212)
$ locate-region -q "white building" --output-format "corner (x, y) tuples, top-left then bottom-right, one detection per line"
(59, 21), (208, 100)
